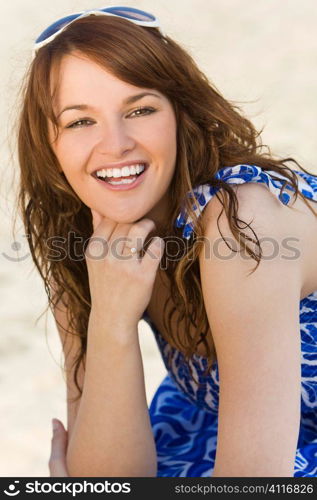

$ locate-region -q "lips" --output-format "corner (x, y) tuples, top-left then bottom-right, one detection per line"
(92, 163), (149, 191)
(91, 163), (149, 182)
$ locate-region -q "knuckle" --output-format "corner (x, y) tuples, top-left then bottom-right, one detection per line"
(136, 218), (156, 231)
(129, 220), (155, 239)
(85, 238), (108, 260)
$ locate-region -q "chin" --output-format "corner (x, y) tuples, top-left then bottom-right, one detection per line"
(107, 213), (145, 224)
(95, 203), (154, 225)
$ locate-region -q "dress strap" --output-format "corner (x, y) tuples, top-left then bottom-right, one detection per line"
(175, 164), (317, 239)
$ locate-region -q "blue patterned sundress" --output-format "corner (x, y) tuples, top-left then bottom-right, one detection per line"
(142, 164), (317, 477)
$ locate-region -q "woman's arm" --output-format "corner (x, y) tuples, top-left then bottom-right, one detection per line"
(51, 291), (84, 441)
(68, 315), (156, 477)
(51, 287), (157, 477)
(199, 184), (303, 477)
(49, 214), (164, 477)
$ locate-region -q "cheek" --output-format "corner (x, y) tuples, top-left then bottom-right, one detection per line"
(54, 134), (92, 172)
(145, 115), (177, 159)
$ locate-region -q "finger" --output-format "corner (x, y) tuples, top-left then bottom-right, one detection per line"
(90, 209), (116, 239)
(141, 236), (165, 269)
(87, 210), (117, 260)
(49, 418), (69, 477)
(115, 219), (156, 257)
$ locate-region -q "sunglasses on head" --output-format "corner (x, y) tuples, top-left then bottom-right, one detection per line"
(33, 5), (163, 57)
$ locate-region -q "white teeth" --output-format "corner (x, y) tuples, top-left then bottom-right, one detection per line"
(121, 166), (131, 177)
(95, 163), (146, 179)
(112, 168), (122, 178)
(108, 177), (137, 185)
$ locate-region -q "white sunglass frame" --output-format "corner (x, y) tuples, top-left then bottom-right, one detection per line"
(32, 8), (164, 58)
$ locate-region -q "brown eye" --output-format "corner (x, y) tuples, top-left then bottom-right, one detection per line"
(67, 119), (94, 128)
(128, 107), (156, 118)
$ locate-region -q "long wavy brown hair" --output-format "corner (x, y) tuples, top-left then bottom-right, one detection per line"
(15, 15), (317, 398)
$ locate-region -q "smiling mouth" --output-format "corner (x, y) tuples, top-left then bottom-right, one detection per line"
(91, 163), (149, 184)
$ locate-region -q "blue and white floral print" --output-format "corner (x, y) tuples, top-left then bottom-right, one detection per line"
(175, 165), (317, 240)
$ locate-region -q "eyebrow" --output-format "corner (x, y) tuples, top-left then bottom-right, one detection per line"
(56, 92), (162, 119)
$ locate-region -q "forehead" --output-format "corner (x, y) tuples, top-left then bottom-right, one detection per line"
(50, 51), (150, 107)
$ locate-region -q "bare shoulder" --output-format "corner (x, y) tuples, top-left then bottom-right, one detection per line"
(201, 181), (317, 297)
(203, 181), (305, 237)
(199, 181), (304, 317)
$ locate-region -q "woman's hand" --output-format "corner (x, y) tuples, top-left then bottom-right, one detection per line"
(48, 419), (69, 477)
(85, 210), (165, 331)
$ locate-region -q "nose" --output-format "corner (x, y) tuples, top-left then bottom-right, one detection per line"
(94, 119), (136, 158)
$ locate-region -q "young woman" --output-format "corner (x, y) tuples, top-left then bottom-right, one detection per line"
(16, 6), (317, 477)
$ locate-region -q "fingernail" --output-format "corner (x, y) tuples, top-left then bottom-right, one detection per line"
(154, 237), (164, 249)
(52, 419), (59, 431)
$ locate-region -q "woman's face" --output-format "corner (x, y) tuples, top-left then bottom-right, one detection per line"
(48, 51), (177, 224)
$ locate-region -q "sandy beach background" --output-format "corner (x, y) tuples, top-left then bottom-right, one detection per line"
(1, 0), (316, 476)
